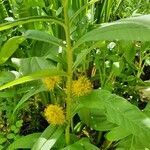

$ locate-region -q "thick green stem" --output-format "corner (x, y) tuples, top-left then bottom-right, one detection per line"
(63, 0), (73, 145)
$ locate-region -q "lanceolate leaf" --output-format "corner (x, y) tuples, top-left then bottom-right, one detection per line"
(70, 0), (99, 24)
(78, 90), (150, 148)
(0, 69), (66, 91)
(73, 48), (91, 70)
(13, 85), (46, 115)
(0, 36), (25, 65)
(0, 16), (65, 31)
(32, 125), (64, 150)
(32, 125), (57, 150)
(23, 30), (65, 47)
(75, 15), (150, 47)
(73, 41), (104, 70)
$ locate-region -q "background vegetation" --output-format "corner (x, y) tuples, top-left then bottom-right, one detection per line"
(0, 0), (150, 149)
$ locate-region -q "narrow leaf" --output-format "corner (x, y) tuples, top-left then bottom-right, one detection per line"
(32, 125), (64, 150)
(13, 85), (46, 114)
(0, 69), (66, 91)
(23, 30), (65, 47)
(0, 16), (65, 31)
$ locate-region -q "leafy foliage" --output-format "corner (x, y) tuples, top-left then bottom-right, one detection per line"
(78, 89), (150, 148)
(0, 0), (149, 149)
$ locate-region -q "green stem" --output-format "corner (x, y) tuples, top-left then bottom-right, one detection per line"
(137, 50), (143, 78)
(104, 141), (112, 150)
(96, 131), (102, 145)
(63, 0), (73, 145)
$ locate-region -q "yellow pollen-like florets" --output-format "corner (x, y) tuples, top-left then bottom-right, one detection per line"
(43, 76), (60, 90)
(72, 76), (92, 97)
(44, 104), (65, 125)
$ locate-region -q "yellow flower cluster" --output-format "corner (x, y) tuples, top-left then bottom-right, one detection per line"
(72, 76), (92, 97)
(44, 104), (65, 125)
(43, 76), (60, 91)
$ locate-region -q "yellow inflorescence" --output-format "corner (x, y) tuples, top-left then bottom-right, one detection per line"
(44, 104), (65, 125)
(72, 76), (92, 97)
(43, 76), (60, 90)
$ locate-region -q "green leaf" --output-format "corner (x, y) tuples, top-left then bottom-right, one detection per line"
(32, 125), (64, 150)
(117, 135), (149, 150)
(0, 145), (3, 150)
(0, 137), (7, 144)
(52, 134), (66, 149)
(12, 57), (54, 75)
(0, 91), (15, 98)
(23, 30), (65, 47)
(13, 85), (46, 114)
(78, 89), (150, 148)
(73, 48), (91, 70)
(0, 16), (65, 32)
(0, 36), (25, 65)
(112, 61), (121, 76)
(26, 0), (45, 7)
(8, 133), (41, 150)
(0, 71), (15, 85)
(15, 120), (23, 128)
(79, 108), (116, 131)
(7, 133), (15, 139)
(73, 41), (105, 70)
(75, 15), (150, 47)
(10, 125), (17, 131)
(0, 69), (66, 91)
(121, 41), (136, 64)
(106, 126), (131, 141)
(144, 102), (150, 117)
(61, 138), (99, 150)
(70, 0), (99, 24)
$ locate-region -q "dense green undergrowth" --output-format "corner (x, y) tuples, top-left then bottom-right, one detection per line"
(0, 0), (150, 149)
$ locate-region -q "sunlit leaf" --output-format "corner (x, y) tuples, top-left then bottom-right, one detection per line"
(32, 125), (64, 150)
(76, 15), (150, 47)
(78, 89), (150, 148)
(0, 69), (66, 91)
(0, 36), (25, 64)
